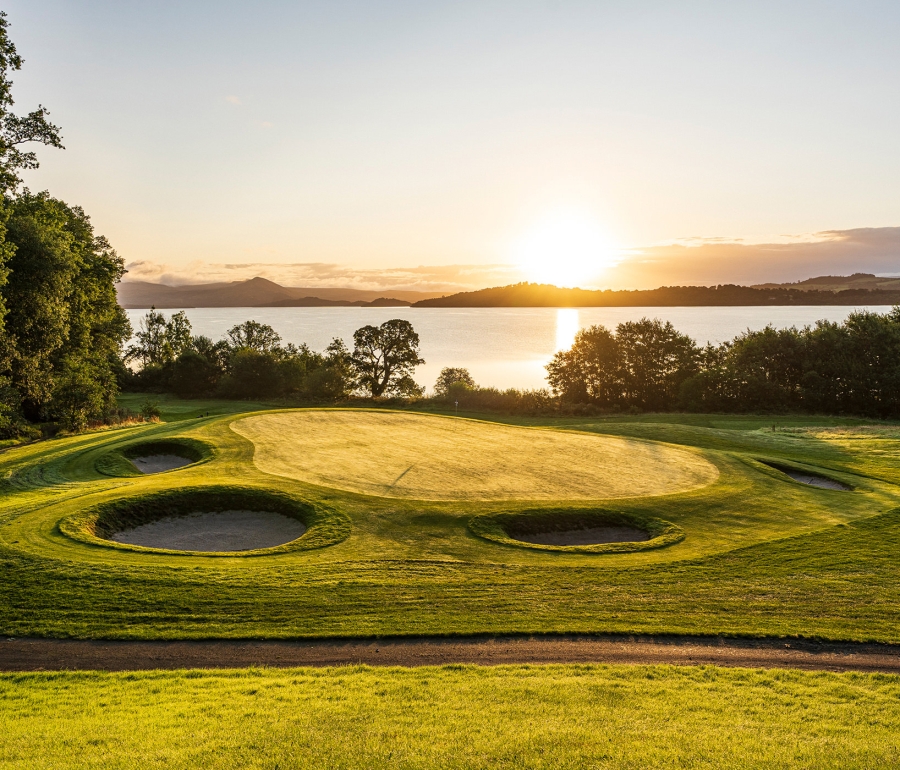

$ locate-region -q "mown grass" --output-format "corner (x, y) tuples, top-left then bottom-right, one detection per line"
(2, 399), (900, 640)
(1, 665), (898, 769)
(231, 410), (718, 500)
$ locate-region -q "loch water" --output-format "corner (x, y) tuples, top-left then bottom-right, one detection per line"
(125, 305), (894, 392)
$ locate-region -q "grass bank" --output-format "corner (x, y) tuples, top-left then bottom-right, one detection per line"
(2, 665), (898, 769)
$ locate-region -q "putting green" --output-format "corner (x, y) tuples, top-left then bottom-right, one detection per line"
(231, 410), (719, 500)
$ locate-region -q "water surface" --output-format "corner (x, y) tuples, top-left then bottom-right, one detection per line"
(125, 306), (892, 391)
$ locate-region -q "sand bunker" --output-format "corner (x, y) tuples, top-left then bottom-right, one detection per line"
(510, 525), (651, 546)
(232, 411), (719, 501)
(109, 510), (307, 552)
(129, 454), (195, 474)
(761, 462), (850, 491)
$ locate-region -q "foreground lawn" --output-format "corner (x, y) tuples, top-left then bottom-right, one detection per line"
(3, 399), (900, 640)
(1, 665), (897, 769)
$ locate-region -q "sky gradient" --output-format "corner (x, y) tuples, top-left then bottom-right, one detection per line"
(7, 1), (900, 289)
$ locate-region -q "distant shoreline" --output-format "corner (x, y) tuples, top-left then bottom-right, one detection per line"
(117, 275), (900, 310)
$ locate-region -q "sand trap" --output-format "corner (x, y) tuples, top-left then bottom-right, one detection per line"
(232, 411), (719, 501)
(109, 510), (307, 552)
(762, 462), (850, 491)
(129, 454), (195, 474)
(510, 525), (651, 546)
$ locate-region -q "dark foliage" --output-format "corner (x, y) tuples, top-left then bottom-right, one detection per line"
(548, 309), (900, 418)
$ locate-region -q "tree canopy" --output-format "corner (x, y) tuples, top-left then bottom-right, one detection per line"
(350, 319), (425, 397)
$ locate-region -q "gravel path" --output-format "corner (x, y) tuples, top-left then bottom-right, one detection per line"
(3, 635), (899, 673)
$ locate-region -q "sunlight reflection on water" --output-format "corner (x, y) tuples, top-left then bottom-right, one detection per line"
(555, 309), (580, 352)
(125, 306), (892, 393)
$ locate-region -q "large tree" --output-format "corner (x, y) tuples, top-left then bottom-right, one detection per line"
(350, 319), (424, 397)
(0, 12), (63, 194)
(2, 193), (130, 426)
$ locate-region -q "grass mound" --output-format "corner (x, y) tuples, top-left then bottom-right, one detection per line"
(95, 438), (212, 477)
(59, 486), (350, 556)
(232, 410), (719, 500)
(469, 508), (685, 553)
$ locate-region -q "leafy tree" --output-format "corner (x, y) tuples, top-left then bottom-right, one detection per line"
(615, 319), (698, 410)
(226, 320), (281, 353)
(220, 349), (284, 398)
(1, 193), (129, 423)
(170, 350), (221, 397)
(0, 11), (63, 194)
(546, 325), (620, 406)
(350, 319), (424, 397)
(434, 367), (476, 396)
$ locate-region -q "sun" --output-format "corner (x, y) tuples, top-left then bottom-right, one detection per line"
(513, 211), (617, 288)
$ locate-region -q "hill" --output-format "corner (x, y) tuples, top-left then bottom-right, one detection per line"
(753, 273), (900, 292)
(412, 281), (900, 307)
(117, 277), (438, 308)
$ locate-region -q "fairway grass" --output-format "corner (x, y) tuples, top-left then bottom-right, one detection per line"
(231, 410), (719, 500)
(3, 402), (900, 640)
(2, 665), (898, 769)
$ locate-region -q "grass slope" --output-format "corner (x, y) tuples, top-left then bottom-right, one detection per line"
(2, 400), (900, 640)
(2, 665), (899, 769)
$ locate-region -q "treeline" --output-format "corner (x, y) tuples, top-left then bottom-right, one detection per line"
(127, 312), (425, 401)
(0, 14), (131, 437)
(546, 310), (900, 417)
(414, 282), (900, 308)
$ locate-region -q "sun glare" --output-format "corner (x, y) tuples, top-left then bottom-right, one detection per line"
(513, 211), (617, 288)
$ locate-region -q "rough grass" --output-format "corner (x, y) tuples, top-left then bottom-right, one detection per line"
(1, 665), (898, 769)
(2, 401), (900, 640)
(231, 409), (719, 500)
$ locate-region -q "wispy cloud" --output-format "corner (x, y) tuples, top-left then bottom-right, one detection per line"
(123, 260), (527, 292)
(123, 227), (900, 292)
(607, 227), (900, 289)
(225, 95), (241, 105)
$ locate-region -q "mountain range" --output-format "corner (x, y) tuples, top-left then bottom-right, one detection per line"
(116, 277), (445, 308)
(117, 274), (900, 309)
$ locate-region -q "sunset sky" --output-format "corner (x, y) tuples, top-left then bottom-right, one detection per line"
(8, 1), (900, 290)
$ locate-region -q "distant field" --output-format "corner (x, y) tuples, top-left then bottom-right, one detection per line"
(1, 665), (898, 769)
(231, 410), (718, 500)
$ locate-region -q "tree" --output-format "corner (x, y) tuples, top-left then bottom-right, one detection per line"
(546, 324), (620, 405)
(434, 367), (476, 397)
(0, 11), (64, 194)
(170, 350), (220, 397)
(0, 15), (126, 431)
(226, 320), (281, 353)
(350, 319), (424, 397)
(1, 193), (129, 422)
(125, 309), (192, 368)
(615, 319), (699, 411)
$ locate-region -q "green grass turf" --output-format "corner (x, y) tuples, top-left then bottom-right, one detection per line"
(1, 665), (898, 769)
(2, 397), (900, 640)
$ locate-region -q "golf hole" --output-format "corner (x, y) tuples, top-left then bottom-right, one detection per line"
(759, 461), (851, 491)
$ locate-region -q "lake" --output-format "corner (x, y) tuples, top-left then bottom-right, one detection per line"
(125, 306), (894, 392)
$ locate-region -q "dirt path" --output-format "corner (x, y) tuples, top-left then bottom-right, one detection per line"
(3, 635), (900, 673)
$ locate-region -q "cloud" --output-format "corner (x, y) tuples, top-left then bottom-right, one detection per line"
(122, 260), (527, 293)
(225, 95), (241, 105)
(605, 227), (900, 289)
(122, 227), (900, 292)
